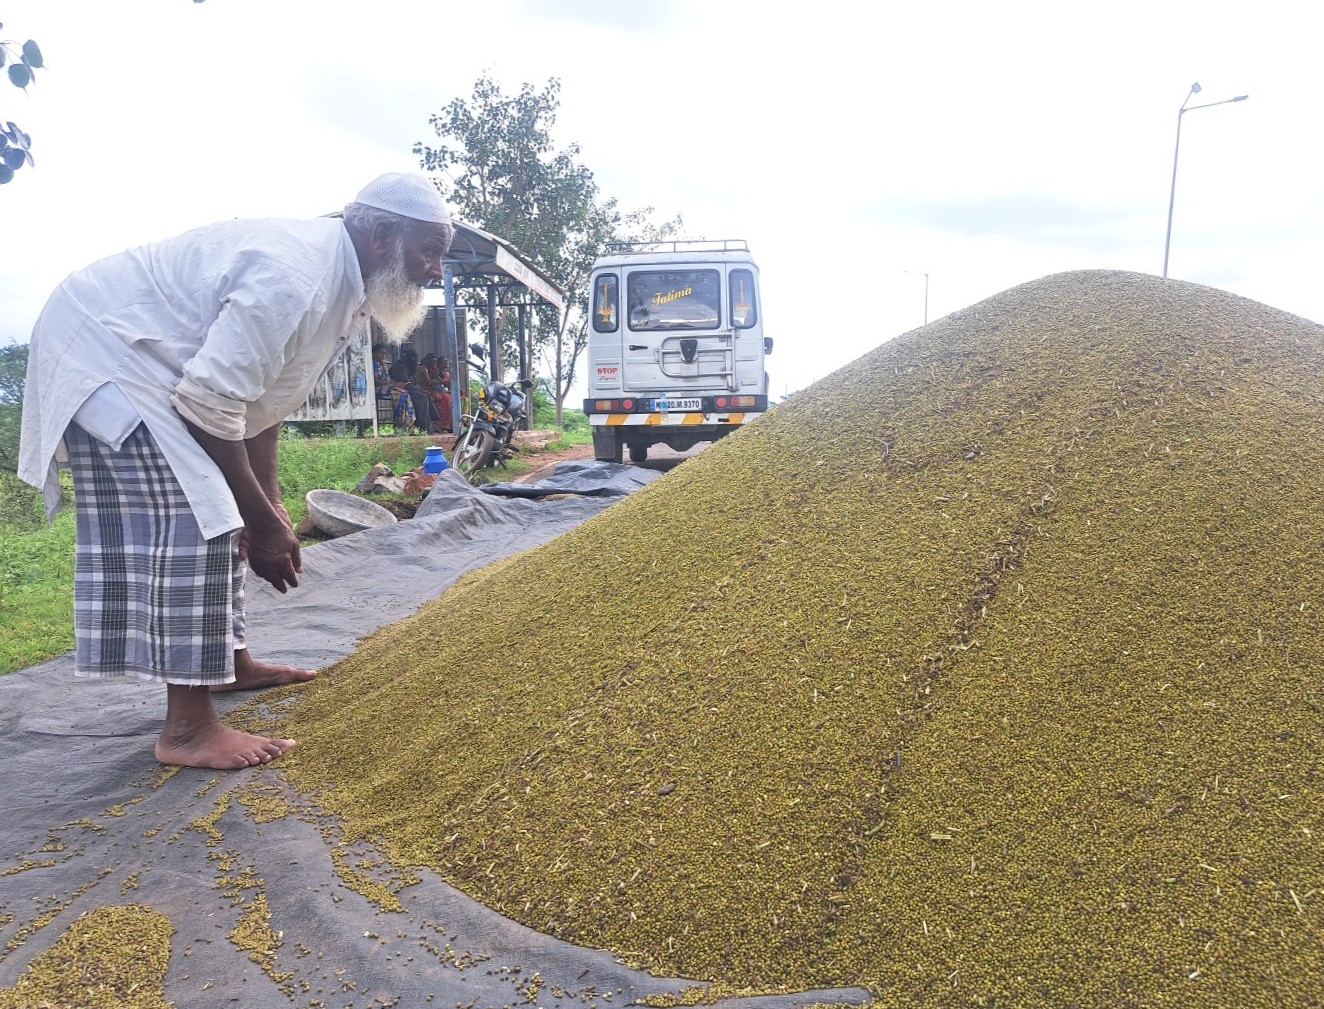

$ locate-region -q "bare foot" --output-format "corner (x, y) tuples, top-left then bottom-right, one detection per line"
(155, 722), (296, 770)
(211, 648), (317, 692)
(158, 684), (294, 769)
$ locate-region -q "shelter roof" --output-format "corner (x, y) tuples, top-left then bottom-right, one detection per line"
(443, 221), (565, 310)
(328, 211), (566, 311)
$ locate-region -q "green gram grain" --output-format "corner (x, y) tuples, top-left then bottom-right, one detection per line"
(264, 271), (1323, 1006)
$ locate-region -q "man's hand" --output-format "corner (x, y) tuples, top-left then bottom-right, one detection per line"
(245, 517), (301, 593)
(238, 502), (302, 577)
(183, 420), (303, 593)
(272, 500), (303, 575)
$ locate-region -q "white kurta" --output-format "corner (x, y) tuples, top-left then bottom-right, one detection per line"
(19, 216), (370, 539)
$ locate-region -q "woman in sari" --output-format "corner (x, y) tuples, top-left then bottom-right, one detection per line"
(372, 343), (415, 432)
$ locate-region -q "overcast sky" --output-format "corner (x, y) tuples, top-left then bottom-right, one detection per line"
(2, 0), (1320, 400)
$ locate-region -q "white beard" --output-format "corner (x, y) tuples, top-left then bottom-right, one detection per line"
(366, 241), (427, 345)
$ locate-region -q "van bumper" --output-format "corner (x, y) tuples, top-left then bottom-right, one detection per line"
(587, 411), (762, 429)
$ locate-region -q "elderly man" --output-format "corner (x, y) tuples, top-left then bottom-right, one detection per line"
(18, 172), (454, 770)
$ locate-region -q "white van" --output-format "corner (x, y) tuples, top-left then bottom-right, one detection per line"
(582, 239), (771, 463)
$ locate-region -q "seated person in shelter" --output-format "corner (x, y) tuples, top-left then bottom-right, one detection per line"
(391, 349), (443, 434)
(372, 343), (416, 431)
(414, 352), (454, 432)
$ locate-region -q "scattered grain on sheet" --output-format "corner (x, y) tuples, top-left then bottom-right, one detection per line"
(0, 905), (174, 1009)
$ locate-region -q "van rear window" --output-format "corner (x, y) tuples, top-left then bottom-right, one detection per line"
(593, 274), (619, 332)
(730, 268), (758, 329)
(627, 270), (721, 331)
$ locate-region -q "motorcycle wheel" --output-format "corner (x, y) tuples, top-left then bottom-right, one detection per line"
(454, 427), (495, 480)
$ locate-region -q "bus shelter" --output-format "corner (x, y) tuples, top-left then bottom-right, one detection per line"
(288, 220), (564, 435)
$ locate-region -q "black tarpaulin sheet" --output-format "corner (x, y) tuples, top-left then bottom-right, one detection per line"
(478, 461), (659, 499)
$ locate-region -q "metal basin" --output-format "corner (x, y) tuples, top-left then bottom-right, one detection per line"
(305, 489), (398, 538)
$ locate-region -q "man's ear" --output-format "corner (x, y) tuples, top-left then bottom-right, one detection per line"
(348, 217), (400, 280)
(370, 220), (398, 254)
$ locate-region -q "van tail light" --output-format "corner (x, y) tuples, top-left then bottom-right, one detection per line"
(593, 398), (637, 412)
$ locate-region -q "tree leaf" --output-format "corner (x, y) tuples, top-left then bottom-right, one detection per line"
(7, 63), (31, 88)
(21, 40), (42, 69)
(0, 164), (13, 185)
(2, 146), (29, 170)
(0, 125), (30, 149)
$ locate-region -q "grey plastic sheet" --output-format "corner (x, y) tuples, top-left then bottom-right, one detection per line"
(0, 464), (871, 1009)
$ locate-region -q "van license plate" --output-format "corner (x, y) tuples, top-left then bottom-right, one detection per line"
(655, 398), (702, 412)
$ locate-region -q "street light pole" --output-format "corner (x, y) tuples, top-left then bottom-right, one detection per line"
(1162, 82), (1249, 279)
(903, 270), (930, 325)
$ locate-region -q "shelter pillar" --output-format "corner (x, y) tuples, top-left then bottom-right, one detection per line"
(443, 264), (462, 433)
(518, 303), (531, 430)
(486, 285), (502, 384)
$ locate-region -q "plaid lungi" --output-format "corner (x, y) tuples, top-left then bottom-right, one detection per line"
(65, 422), (245, 685)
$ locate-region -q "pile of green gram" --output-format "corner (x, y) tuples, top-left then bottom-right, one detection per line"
(274, 271), (1323, 1007)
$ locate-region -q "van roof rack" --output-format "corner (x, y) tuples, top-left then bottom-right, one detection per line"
(603, 238), (749, 255)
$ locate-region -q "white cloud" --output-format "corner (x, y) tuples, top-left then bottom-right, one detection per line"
(514, 0), (685, 33)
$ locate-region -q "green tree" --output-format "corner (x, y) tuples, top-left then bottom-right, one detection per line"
(534, 203), (680, 425)
(0, 23), (43, 185)
(0, 342), (28, 472)
(414, 74), (679, 427)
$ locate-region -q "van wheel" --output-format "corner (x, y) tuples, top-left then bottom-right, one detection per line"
(628, 443), (648, 463)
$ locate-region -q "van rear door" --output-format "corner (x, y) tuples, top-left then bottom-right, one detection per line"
(620, 266), (738, 395)
(726, 264), (764, 393)
(588, 270), (624, 396)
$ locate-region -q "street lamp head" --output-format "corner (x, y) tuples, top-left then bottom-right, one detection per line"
(1191, 82), (1202, 93)
(1232, 94), (1249, 102)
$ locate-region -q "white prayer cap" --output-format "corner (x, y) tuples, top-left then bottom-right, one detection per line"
(353, 172), (451, 225)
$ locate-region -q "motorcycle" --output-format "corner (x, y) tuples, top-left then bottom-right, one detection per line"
(451, 343), (535, 481)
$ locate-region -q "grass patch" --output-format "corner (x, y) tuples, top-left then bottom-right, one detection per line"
(0, 478), (76, 675)
(275, 428), (434, 528)
(541, 425), (593, 452)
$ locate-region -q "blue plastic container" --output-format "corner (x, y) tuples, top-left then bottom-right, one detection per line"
(423, 446), (449, 475)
